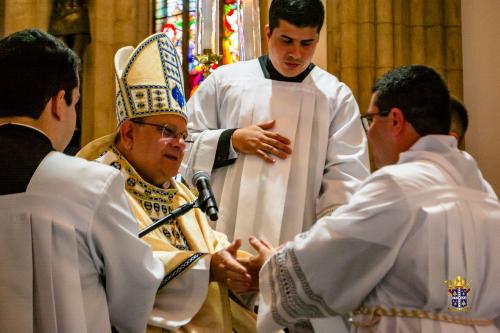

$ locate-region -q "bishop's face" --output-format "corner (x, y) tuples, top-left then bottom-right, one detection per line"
(265, 19), (319, 78)
(125, 114), (187, 186)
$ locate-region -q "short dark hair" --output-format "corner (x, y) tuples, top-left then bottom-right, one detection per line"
(0, 29), (80, 119)
(269, 0), (325, 34)
(450, 97), (469, 142)
(372, 65), (451, 136)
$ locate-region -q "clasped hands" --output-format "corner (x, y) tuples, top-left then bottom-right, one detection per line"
(209, 237), (276, 294)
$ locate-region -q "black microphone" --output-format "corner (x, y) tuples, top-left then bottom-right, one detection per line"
(192, 171), (219, 221)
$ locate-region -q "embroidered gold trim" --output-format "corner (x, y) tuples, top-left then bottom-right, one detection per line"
(351, 306), (493, 327)
(98, 145), (190, 250)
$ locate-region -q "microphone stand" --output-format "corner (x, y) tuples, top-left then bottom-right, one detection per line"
(138, 200), (198, 238)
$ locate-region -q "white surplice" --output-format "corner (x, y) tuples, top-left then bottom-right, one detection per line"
(0, 152), (164, 333)
(183, 59), (369, 251)
(258, 135), (500, 333)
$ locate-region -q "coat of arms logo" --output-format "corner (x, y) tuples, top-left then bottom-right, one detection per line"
(444, 276), (471, 312)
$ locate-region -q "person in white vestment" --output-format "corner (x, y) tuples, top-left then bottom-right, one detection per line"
(182, 0), (370, 252)
(0, 29), (164, 333)
(78, 32), (257, 333)
(249, 65), (500, 332)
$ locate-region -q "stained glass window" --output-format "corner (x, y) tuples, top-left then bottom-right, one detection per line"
(153, 0), (259, 95)
(222, 0), (240, 64)
(154, 0), (203, 96)
(154, 0), (183, 57)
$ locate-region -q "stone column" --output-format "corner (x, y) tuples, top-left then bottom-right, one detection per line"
(259, 0), (269, 55)
(3, 0), (52, 34)
(81, 0), (149, 144)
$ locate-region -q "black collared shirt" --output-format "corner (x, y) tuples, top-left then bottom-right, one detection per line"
(258, 54), (315, 82)
(0, 124), (54, 195)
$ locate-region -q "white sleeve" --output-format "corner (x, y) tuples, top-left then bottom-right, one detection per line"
(258, 174), (410, 331)
(149, 255), (211, 329)
(317, 84), (370, 218)
(89, 171), (164, 333)
(148, 222), (233, 329)
(182, 73), (226, 181)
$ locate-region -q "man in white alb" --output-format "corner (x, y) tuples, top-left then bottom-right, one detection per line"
(251, 65), (500, 332)
(183, 0), (369, 252)
(0, 29), (163, 333)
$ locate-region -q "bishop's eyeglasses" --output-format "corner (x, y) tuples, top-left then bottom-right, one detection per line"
(131, 119), (194, 143)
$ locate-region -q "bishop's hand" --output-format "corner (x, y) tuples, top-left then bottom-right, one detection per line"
(210, 238), (252, 293)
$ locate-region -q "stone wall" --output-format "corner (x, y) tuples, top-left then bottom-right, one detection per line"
(82, 0), (150, 144)
(462, 0), (500, 194)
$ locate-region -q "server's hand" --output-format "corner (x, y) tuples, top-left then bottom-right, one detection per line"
(232, 120), (292, 163)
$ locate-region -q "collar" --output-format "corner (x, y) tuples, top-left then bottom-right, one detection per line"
(258, 55), (315, 82)
(400, 135), (457, 163)
(0, 122), (53, 145)
(97, 145), (191, 250)
(97, 146), (177, 211)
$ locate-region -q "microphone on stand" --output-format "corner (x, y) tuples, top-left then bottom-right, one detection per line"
(138, 172), (219, 238)
(192, 171), (219, 221)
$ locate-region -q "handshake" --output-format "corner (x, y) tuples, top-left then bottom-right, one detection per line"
(210, 236), (277, 294)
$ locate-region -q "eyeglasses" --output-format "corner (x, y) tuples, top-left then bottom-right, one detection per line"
(131, 120), (193, 142)
(360, 111), (390, 132)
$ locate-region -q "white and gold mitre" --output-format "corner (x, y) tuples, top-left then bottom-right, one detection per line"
(114, 32), (187, 125)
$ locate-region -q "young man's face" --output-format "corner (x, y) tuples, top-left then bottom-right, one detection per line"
(266, 19), (319, 78)
(125, 114), (187, 186)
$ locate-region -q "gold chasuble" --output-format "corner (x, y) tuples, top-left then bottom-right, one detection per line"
(78, 139), (256, 333)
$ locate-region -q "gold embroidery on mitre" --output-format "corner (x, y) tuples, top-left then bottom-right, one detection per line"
(115, 32), (187, 126)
